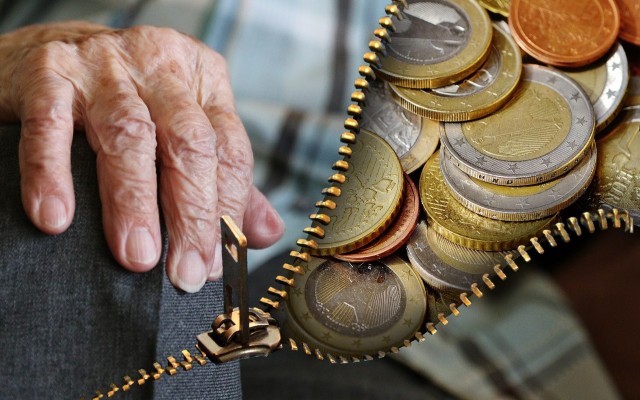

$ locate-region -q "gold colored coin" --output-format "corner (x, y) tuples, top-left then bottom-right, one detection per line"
(390, 23), (521, 121)
(311, 129), (404, 255)
(441, 64), (595, 185)
(478, 0), (510, 16)
(420, 151), (556, 250)
(583, 109), (640, 221)
(283, 255), (427, 357)
(377, 0), (492, 88)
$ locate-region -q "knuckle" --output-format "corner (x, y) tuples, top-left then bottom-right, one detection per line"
(217, 136), (254, 179)
(107, 177), (158, 216)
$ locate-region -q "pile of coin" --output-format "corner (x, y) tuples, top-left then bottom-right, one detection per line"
(281, 0), (639, 356)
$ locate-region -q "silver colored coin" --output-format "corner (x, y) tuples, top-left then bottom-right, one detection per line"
(560, 42), (629, 133)
(361, 80), (439, 173)
(440, 64), (595, 186)
(440, 144), (597, 221)
(406, 221), (515, 293)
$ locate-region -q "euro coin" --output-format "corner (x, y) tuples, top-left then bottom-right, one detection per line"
(559, 42), (629, 133)
(390, 23), (521, 122)
(477, 0), (510, 17)
(420, 151), (556, 251)
(361, 80), (439, 173)
(283, 255), (427, 356)
(310, 129), (404, 255)
(376, 0), (492, 88)
(441, 64), (595, 186)
(440, 144), (597, 221)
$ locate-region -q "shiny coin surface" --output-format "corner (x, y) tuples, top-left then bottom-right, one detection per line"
(311, 129), (404, 255)
(420, 151), (556, 250)
(441, 144), (597, 221)
(582, 109), (640, 221)
(615, 0), (640, 45)
(559, 42), (629, 133)
(407, 221), (515, 292)
(509, 0), (620, 67)
(478, 0), (510, 17)
(284, 255), (427, 356)
(361, 80), (440, 173)
(441, 64), (595, 186)
(335, 175), (420, 262)
(377, 0), (492, 88)
(390, 23), (521, 121)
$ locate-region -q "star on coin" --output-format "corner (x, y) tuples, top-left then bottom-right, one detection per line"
(576, 116), (587, 126)
(547, 76), (558, 84)
(567, 140), (578, 150)
(611, 62), (620, 70)
(541, 157), (552, 167)
(454, 138), (465, 147)
(508, 163), (519, 173)
(352, 339), (362, 348)
(549, 188), (562, 200)
(476, 155), (487, 165)
(382, 335), (391, 344)
(570, 92), (580, 102)
(403, 318), (413, 327)
(515, 198), (531, 209)
(322, 332), (332, 340)
(292, 287), (303, 297)
(302, 312), (311, 321)
(484, 193), (496, 207)
(606, 89), (616, 99)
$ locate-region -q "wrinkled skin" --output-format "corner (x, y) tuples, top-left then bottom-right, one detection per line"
(0, 22), (284, 292)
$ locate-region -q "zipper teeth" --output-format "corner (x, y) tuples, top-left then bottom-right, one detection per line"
(282, 207), (634, 363)
(85, 348), (209, 399)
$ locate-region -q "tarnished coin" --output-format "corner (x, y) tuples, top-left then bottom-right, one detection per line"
(310, 129), (404, 255)
(441, 64), (595, 186)
(376, 0), (492, 88)
(283, 255), (427, 356)
(478, 0), (510, 17)
(407, 221), (515, 293)
(582, 109), (640, 222)
(624, 76), (640, 109)
(440, 144), (597, 221)
(390, 23), (521, 121)
(509, 0), (620, 67)
(559, 42), (629, 133)
(361, 80), (440, 173)
(420, 151), (556, 251)
(615, 0), (640, 45)
(335, 175), (420, 262)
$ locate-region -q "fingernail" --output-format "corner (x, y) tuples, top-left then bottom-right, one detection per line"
(175, 250), (207, 293)
(264, 207), (285, 236)
(125, 227), (157, 265)
(208, 242), (223, 280)
(39, 196), (67, 230)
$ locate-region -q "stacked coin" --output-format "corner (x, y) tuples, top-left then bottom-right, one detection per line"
(291, 0), (639, 346)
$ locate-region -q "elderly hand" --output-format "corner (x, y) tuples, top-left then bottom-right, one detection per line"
(0, 22), (284, 292)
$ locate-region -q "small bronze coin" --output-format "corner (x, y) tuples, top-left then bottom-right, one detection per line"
(509, 0), (620, 67)
(615, 0), (640, 45)
(283, 255), (427, 357)
(335, 174), (420, 262)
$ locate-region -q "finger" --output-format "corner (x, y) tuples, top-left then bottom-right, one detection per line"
(242, 186), (284, 249)
(18, 58), (75, 234)
(84, 66), (161, 272)
(207, 186), (284, 281)
(201, 56), (258, 277)
(143, 78), (218, 293)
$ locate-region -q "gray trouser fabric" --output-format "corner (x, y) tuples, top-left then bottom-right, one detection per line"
(0, 126), (240, 399)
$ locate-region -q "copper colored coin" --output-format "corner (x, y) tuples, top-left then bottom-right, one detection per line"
(509, 0), (620, 67)
(334, 175), (419, 262)
(615, 0), (640, 45)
